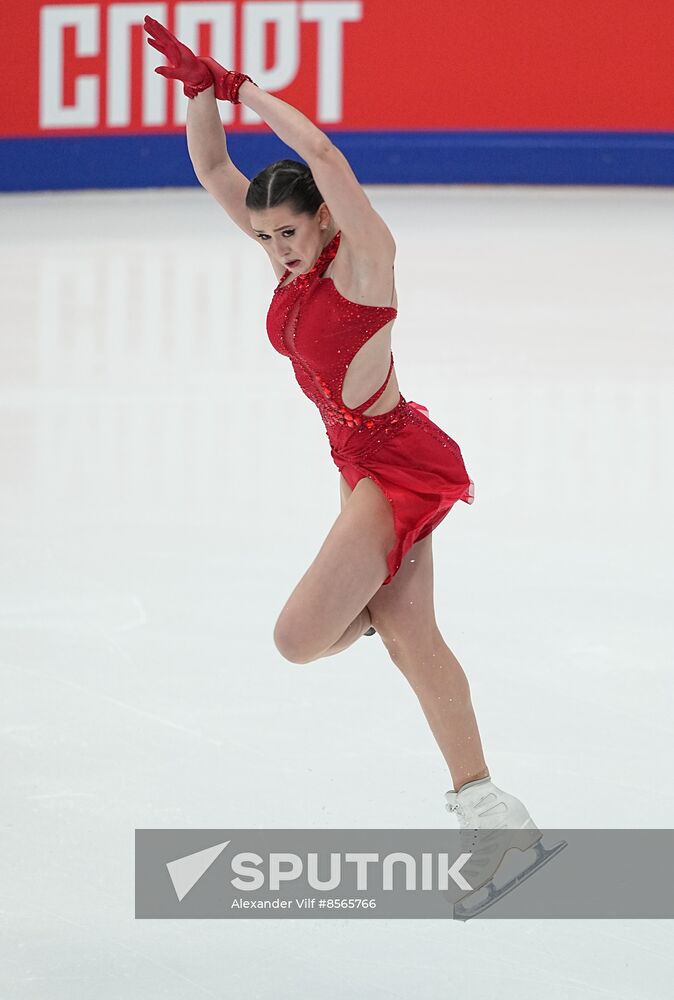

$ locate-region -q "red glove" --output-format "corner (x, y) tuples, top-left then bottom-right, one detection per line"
(199, 56), (256, 104)
(143, 15), (255, 103)
(143, 16), (212, 98)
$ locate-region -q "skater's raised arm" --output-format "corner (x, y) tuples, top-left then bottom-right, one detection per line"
(185, 87), (228, 178)
(238, 82), (395, 256)
(185, 89), (254, 239)
(143, 14), (254, 239)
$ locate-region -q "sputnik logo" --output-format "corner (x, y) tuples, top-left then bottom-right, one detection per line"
(166, 840), (230, 902)
(165, 841), (476, 898)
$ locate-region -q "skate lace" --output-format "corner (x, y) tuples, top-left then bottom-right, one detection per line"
(447, 799), (477, 845)
(446, 800), (466, 821)
(446, 795), (507, 862)
(446, 793), (508, 836)
(446, 794), (490, 824)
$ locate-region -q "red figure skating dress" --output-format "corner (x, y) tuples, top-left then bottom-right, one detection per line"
(266, 231), (474, 585)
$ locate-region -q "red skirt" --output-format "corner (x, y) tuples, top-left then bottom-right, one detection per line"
(327, 395), (474, 585)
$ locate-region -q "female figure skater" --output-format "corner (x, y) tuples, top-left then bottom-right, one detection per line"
(144, 16), (564, 916)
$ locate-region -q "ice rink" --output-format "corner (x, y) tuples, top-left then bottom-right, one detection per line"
(1, 184), (673, 997)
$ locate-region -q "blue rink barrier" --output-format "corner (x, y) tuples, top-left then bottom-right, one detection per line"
(1, 130), (673, 192)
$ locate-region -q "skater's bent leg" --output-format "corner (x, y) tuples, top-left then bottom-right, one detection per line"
(274, 479), (394, 664)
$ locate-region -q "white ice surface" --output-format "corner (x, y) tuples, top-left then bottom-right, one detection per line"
(1, 185), (673, 998)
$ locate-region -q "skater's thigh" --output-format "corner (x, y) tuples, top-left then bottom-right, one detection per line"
(339, 472), (352, 512)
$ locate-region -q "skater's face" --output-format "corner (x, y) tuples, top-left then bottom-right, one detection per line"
(250, 203), (332, 274)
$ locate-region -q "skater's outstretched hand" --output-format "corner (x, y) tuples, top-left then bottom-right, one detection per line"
(143, 15), (255, 103)
(143, 16), (212, 98)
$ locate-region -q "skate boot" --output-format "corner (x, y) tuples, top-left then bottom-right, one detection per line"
(444, 775), (566, 920)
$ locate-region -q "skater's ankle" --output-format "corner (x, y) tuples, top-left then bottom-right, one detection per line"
(454, 771), (490, 793)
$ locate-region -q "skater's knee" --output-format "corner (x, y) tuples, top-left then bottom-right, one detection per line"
(273, 617), (314, 664)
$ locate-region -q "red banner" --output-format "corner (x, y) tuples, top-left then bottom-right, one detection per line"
(2, 0), (674, 138)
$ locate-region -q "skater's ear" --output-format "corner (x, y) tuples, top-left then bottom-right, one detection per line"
(316, 202), (332, 230)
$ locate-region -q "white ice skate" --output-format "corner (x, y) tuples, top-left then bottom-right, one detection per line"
(444, 776), (567, 921)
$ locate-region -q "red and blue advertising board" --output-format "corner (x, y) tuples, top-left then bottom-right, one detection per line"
(2, 0), (673, 189)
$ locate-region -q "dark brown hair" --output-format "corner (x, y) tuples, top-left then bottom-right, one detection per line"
(245, 159), (325, 217)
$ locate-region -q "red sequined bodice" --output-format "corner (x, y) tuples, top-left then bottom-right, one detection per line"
(266, 231), (398, 430)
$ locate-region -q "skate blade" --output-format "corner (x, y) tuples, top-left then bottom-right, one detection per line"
(453, 839), (568, 922)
